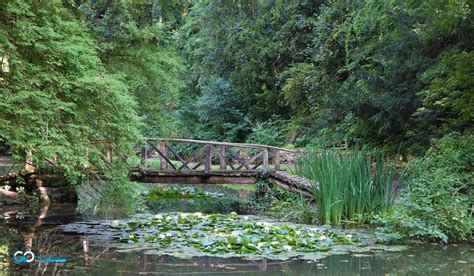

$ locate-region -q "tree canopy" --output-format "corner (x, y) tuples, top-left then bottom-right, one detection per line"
(0, 0), (472, 180)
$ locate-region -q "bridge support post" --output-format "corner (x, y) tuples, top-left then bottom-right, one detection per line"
(263, 148), (269, 173)
(273, 149), (280, 171)
(141, 145), (147, 167)
(219, 145), (226, 170)
(159, 141), (167, 170)
(205, 145), (212, 173)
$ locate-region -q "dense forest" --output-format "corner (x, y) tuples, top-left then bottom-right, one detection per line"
(0, 0), (472, 242)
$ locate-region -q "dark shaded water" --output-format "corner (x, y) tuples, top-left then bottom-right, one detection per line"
(1, 184), (473, 275)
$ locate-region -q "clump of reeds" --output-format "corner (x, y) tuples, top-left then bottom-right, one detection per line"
(295, 147), (395, 225)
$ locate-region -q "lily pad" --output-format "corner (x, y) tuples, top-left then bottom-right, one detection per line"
(57, 212), (406, 260)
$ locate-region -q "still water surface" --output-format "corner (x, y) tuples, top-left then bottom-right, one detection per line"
(1, 184), (473, 275)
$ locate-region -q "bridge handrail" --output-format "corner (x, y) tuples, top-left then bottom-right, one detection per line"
(146, 138), (300, 153)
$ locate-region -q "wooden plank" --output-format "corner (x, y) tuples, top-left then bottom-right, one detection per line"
(262, 148), (269, 172)
(138, 175), (256, 184)
(141, 146), (147, 167)
(271, 171), (313, 189)
(146, 138), (299, 153)
(219, 145), (226, 170)
(252, 160), (262, 169)
(268, 178), (312, 197)
(131, 169), (258, 177)
(273, 149), (280, 171)
(159, 141), (167, 170)
(147, 141), (177, 170)
(192, 161), (203, 170)
(204, 145), (212, 173)
(177, 145), (208, 170)
(227, 147), (251, 169)
(166, 144), (191, 170)
(236, 151), (263, 170)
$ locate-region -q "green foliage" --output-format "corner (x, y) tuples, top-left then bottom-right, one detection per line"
(411, 50), (474, 144)
(267, 196), (318, 225)
(295, 147), (396, 225)
(78, 0), (187, 137)
(248, 179), (317, 224)
(177, 0), (473, 152)
(0, 0), (140, 185)
(146, 186), (223, 199)
(106, 212), (359, 258)
(0, 0), (190, 214)
(245, 117), (289, 146)
(178, 0), (317, 142)
(377, 134), (473, 242)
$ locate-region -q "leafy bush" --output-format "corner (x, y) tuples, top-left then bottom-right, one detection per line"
(377, 134), (473, 242)
(295, 147), (396, 225)
(245, 118), (289, 146)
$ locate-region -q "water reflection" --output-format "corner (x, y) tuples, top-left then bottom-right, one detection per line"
(143, 184), (253, 214)
(1, 192), (473, 275)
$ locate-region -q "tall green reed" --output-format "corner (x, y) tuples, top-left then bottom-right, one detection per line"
(295, 147), (395, 225)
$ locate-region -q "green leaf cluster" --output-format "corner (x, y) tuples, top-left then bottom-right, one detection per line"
(377, 134), (473, 242)
(109, 212), (359, 257)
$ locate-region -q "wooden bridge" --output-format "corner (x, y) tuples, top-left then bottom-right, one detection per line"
(0, 138), (314, 198)
(129, 138), (313, 196)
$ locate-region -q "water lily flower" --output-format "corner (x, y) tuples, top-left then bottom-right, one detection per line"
(319, 235), (327, 241)
(159, 234), (165, 239)
(257, 242), (265, 247)
(295, 230), (301, 235)
(346, 234), (352, 239)
(180, 213), (188, 218)
(256, 222), (263, 226)
(194, 212), (203, 217)
(283, 245), (292, 251)
(243, 216), (249, 220)
(154, 214), (163, 219)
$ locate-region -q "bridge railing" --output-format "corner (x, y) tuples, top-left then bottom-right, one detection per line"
(138, 138), (299, 173)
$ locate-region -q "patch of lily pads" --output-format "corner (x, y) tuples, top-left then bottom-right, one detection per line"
(58, 212), (406, 260)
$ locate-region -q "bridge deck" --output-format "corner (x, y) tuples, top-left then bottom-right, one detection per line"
(131, 169), (258, 184)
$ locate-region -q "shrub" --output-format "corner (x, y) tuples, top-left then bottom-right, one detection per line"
(245, 118), (289, 147)
(378, 134), (473, 242)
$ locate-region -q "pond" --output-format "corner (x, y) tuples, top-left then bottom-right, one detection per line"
(1, 184), (473, 275)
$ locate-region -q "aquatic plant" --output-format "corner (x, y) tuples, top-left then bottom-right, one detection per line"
(295, 147), (396, 225)
(106, 212), (358, 257)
